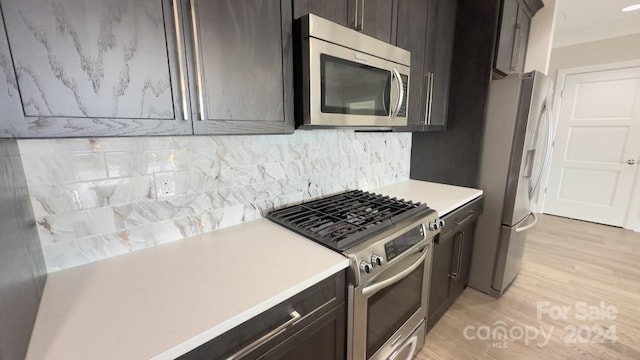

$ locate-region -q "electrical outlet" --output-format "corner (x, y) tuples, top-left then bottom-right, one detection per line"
(154, 172), (176, 198)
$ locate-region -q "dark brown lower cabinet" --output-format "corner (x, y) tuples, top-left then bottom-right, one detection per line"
(179, 271), (346, 360)
(260, 303), (345, 360)
(427, 197), (483, 332)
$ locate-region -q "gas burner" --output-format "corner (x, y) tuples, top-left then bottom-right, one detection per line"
(267, 190), (430, 250)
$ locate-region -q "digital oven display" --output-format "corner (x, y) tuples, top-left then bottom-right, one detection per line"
(384, 225), (425, 261)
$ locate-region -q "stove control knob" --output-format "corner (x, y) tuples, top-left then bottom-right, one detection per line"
(371, 254), (384, 267)
(360, 261), (373, 274)
(428, 221), (440, 231)
(438, 219), (446, 228)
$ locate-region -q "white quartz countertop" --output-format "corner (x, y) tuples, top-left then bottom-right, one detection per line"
(26, 180), (481, 360)
(26, 219), (349, 360)
(374, 180), (483, 216)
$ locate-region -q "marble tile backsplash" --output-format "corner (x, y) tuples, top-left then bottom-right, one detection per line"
(18, 131), (411, 272)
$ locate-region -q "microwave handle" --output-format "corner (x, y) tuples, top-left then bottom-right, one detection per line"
(389, 70), (397, 118)
(391, 69), (404, 118)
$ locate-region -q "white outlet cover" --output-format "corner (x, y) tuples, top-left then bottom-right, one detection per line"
(154, 172), (176, 198)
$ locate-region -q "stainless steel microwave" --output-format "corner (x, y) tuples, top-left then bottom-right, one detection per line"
(297, 14), (411, 128)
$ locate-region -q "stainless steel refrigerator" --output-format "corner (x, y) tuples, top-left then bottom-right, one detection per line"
(469, 71), (554, 297)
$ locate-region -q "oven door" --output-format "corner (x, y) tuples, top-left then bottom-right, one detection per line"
(307, 38), (409, 127)
(349, 242), (432, 360)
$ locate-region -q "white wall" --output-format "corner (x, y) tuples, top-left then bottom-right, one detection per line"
(524, 0), (558, 74)
(548, 33), (640, 81)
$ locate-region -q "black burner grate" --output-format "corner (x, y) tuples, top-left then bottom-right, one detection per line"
(267, 190), (430, 250)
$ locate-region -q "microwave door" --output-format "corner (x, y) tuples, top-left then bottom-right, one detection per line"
(307, 38), (409, 127)
(334, 79), (392, 117)
(321, 54), (392, 117)
(356, 72), (392, 117)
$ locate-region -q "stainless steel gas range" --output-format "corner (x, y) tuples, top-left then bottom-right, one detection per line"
(267, 190), (443, 360)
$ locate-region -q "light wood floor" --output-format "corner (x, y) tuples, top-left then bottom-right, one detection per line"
(417, 215), (640, 360)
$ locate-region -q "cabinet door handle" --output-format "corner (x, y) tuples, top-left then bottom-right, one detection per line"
(510, 23), (522, 71)
(451, 232), (464, 282)
(353, 0), (365, 30)
(360, 0), (365, 31)
(226, 311), (302, 360)
(423, 73), (430, 125)
(353, 0), (360, 30)
(171, 0), (188, 120)
(428, 72), (434, 125)
(189, 0), (205, 121)
(456, 232), (464, 280)
(424, 72), (434, 125)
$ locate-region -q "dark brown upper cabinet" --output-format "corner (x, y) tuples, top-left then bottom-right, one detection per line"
(293, 0), (397, 44)
(186, 0), (294, 135)
(293, 0), (351, 27)
(422, 0), (457, 130)
(0, 0), (295, 138)
(349, 0), (398, 44)
(494, 0), (542, 76)
(0, 0), (193, 137)
(395, 0), (457, 132)
(395, 0), (430, 132)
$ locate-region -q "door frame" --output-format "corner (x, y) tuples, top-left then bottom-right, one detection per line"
(538, 59), (640, 232)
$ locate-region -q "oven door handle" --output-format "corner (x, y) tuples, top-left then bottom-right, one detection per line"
(362, 246), (428, 297)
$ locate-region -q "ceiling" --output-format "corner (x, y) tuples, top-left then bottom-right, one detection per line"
(553, 0), (640, 47)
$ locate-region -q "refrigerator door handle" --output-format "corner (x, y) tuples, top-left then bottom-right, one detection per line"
(530, 101), (553, 198)
(515, 213), (538, 233)
(524, 149), (536, 178)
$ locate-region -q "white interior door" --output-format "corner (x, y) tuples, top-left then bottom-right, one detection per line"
(544, 67), (640, 227)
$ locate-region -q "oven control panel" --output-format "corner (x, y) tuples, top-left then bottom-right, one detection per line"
(384, 225), (425, 262)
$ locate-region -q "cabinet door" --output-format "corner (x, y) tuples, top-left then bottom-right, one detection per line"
(354, 0), (397, 43)
(259, 303), (346, 360)
(188, 0), (293, 135)
(395, 0), (429, 131)
(449, 221), (475, 300)
(292, 0), (350, 26)
(427, 231), (455, 331)
(494, 0), (519, 75)
(0, 6), (24, 138)
(0, 0), (192, 137)
(459, 221), (476, 293)
(179, 272), (345, 360)
(514, 6), (531, 73)
(423, 0), (457, 130)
